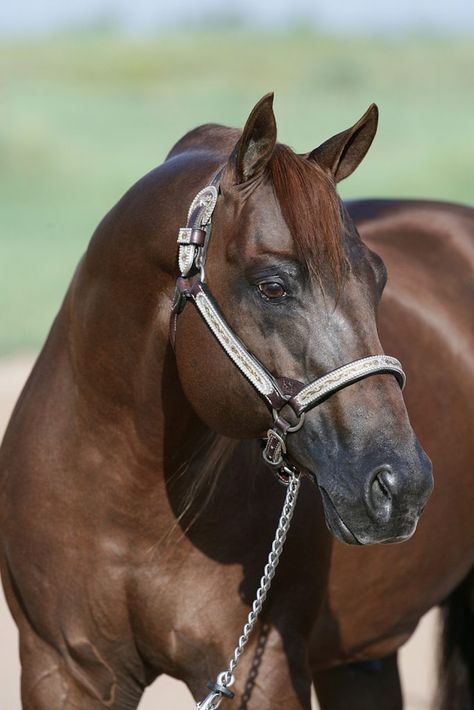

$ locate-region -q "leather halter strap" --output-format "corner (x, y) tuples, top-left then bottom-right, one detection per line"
(171, 178), (406, 476)
(172, 276), (404, 411)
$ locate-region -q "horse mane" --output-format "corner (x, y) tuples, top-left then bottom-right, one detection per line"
(268, 143), (347, 288)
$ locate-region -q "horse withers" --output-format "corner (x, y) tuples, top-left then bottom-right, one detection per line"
(0, 94), (469, 709)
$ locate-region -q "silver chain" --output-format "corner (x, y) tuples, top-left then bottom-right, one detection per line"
(196, 469), (301, 709)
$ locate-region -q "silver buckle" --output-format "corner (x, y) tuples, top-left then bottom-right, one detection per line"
(262, 428), (286, 468)
(177, 227), (193, 244)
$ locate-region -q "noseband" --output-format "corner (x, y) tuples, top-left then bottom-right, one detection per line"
(171, 175), (405, 479)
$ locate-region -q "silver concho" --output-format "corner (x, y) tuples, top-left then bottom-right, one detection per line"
(178, 244), (196, 277)
(178, 185), (218, 277)
(187, 185), (218, 226)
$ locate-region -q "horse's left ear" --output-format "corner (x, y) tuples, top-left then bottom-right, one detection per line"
(309, 104), (379, 183)
(225, 92), (277, 185)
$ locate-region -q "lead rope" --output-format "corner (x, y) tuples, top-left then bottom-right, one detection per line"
(196, 469), (301, 709)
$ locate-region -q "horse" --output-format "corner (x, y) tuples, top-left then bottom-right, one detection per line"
(0, 93), (471, 710)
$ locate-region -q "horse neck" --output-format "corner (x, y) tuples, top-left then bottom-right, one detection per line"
(34, 136), (319, 562)
(63, 148), (235, 499)
(65, 253), (257, 535)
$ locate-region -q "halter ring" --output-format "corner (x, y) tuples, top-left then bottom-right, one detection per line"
(272, 409), (306, 433)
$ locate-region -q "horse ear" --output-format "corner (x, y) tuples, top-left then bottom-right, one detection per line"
(309, 104), (379, 183)
(226, 93), (277, 184)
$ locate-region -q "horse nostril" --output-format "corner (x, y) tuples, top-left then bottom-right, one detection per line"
(375, 468), (392, 499)
(366, 465), (395, 523)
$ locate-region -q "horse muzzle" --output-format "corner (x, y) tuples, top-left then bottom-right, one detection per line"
(315, 447), (433, 545)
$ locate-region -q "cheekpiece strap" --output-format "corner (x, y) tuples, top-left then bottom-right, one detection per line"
(177, 185), (218, 277)
(188, 282), (279, 402)
(177, 170), (223, 279)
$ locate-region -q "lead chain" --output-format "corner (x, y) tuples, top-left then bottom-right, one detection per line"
(196, 470), (301, 708)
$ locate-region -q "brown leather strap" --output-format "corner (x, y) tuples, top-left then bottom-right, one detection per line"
(289, 355), (406, 416)
(169, 277), (191, 351)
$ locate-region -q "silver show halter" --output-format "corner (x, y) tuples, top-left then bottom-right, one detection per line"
(170, 177), (406, 707)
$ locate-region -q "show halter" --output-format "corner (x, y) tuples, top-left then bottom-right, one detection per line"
(170, 177), (406, 707)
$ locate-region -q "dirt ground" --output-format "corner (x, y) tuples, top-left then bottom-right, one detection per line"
(0, 356), (438, 709)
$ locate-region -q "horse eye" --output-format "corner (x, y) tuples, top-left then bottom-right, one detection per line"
(258, 281), (286, 300)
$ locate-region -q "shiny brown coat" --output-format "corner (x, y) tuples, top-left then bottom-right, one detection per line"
(0, 97), (472, 709)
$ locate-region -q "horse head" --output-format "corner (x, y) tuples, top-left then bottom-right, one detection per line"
(172, 93), (433, 545)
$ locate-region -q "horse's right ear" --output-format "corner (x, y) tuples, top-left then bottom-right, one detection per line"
(224, 93), (277, 185)
(309, 104), (379, 182)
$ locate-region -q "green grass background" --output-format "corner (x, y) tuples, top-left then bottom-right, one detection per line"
(1, 29), (473, 354)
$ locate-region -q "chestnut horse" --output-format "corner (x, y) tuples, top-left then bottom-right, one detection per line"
(0, 94), (471, 710)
